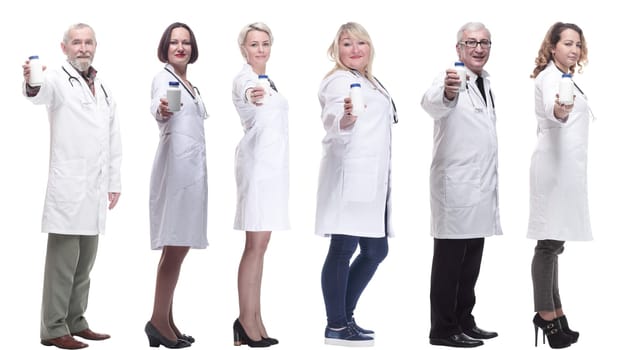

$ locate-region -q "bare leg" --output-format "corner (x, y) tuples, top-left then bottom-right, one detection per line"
(538, 310), (557, 321)
(555, 308), (565, 317)
(255, 247), (270, 339)
(169, 302), (180, 336)
(150, 246), (190, 340)
(238, 231), (271, 341)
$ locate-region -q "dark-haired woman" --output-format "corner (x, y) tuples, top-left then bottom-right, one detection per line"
(145, 22), (208, 349)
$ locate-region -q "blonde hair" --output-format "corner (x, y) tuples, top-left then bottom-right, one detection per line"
(326, 22), (375, 80)
(237, 22), (273, 60)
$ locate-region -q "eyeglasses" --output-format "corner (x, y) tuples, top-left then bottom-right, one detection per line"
(460, 39), (492, 49)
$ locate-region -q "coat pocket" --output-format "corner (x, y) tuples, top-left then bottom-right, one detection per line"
(172, 132), (202, 159)
(255, 127), (286, 178)
(444, 164), (481, 208)
(48, 159), (87, 202)
(169, 133), (206, 191)
(342, 156), (378, 202)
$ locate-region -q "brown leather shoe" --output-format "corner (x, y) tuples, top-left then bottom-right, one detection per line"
(41, 335), (88, 349)
(71, 328), (110, 341)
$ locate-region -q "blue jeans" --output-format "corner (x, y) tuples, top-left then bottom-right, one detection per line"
(321, 234), (388, 328)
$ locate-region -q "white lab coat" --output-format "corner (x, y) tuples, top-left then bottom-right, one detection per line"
(421, 68), (502, 239)
(232, 64), (290, 231)
(149, 64), (208, 249)
(527, 61), (592, 241)
(23, 62), (121, 235)
(315, 70), (394, 238)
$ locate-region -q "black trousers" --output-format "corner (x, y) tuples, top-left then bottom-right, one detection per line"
(429, 238), (484, 338)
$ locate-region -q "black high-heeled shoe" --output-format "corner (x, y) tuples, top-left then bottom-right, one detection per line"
(532, 314), (572, 349)
(233, 319), (271, 347)
(557, 315), (579, 343)
(262, 337), (278, 345)
(145, 322), (191, 348)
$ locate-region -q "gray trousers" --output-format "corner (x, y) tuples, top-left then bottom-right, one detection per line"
(531, 239), (564, 312)
(40, 233), (99, 340)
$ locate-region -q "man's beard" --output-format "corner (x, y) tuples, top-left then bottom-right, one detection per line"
(69, 58), (92, 72)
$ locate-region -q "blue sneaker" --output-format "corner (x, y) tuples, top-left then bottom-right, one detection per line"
(325, 324), (374, 347)
(349, 318), (375, 338)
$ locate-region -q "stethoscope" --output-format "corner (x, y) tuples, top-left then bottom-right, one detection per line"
(555, 66), (596, 121)
(62, 66), (110, 105)
(350, 69), (398, 124)
(165, 67), (199, 98)
(464, 80), (494, 114)
(571, 79), (596, 120)
(164, 67), (209, 119)
(374, 76), (398, 124)
(164, 67), (208, 119)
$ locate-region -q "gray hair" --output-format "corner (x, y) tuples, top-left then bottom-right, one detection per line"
(456, 22), (490, 43)
(237, 22), (273, 59)
(63, 23), (96, 44)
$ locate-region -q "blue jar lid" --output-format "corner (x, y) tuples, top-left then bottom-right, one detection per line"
(454, 61), (464, 67)
(562, 73), (572, 78)
(258, 74), (269, 79)
(169, 81), (180, 86)
(29, 55), (39, 60)
(350, 83), (361, 88)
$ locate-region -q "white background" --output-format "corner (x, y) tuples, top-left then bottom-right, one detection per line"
(1, 0), (616, 349)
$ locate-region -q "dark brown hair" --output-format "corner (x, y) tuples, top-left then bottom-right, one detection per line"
(157, 22), (199, 64)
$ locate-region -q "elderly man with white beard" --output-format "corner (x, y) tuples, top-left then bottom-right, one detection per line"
(22, 22), (121, 350)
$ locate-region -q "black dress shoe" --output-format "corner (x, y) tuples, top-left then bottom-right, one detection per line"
(463, 326), (498, 339)
(430, 333), (483, 348)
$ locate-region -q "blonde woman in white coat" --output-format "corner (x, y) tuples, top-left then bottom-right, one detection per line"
(316, 22), (396, 347)
(231, 22), (288, 348)
(146, 22), (207, 349)
(528, 22), (591, 349)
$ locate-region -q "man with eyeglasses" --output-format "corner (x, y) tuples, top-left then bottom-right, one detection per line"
(421, 22), (501, 348)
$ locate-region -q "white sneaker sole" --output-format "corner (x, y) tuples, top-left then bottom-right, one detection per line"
(325, 338), (375, 347)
